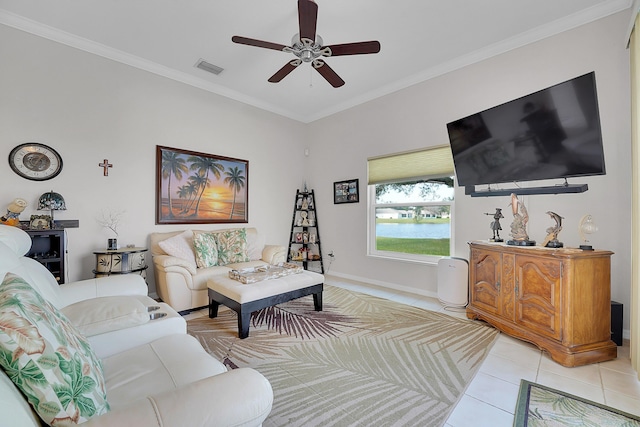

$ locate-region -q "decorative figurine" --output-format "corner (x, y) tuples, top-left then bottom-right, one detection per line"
(300, 211), (310, 226)
(542, 211), (564, 248)
(485, 208), (504, 242)
(578, 214), (597, 250)
(507, 193), (536, 246)
(0, 198), (27, 226)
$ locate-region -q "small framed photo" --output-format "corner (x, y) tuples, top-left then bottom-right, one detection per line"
(29, 215), (51, 230)
(334, 179), (359, 204)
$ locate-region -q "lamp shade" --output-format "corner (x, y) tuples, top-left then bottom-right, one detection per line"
(38, 191), (66, 211)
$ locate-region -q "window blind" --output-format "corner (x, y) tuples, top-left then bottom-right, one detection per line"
(367, 145), (454, 185)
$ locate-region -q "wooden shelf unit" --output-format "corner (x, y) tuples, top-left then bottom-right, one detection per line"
(26, 229), (65, 284)
(287, 189), (324, 274)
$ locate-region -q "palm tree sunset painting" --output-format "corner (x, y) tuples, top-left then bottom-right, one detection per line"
(156, 146), (248, 224)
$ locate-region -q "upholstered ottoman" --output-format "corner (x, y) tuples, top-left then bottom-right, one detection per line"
(207, 271), (324, 338)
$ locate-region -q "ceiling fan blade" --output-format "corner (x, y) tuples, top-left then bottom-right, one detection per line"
(268, 60), (302, 83)
(313, 60), (345, 88)
(232, 35), (288, 52)
(325, 41), (381, 56)
(298, 0), (318, 42)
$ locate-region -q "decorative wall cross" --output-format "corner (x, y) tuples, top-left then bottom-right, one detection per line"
(99, 159), (113, 176)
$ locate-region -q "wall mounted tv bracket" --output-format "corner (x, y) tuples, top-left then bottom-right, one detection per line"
(465, 180), (588, 197)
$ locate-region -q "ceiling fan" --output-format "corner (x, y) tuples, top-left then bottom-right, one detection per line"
(232, 0), (381, 88)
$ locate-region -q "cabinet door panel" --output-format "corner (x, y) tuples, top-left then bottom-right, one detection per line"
(470, 249), (501, 314)
(515, 256), (561, 340)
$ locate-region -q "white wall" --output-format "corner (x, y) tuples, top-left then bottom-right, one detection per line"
(306, 11), (632, 330)
(0, 10), (633, 333)
(0, 25), (307, 293)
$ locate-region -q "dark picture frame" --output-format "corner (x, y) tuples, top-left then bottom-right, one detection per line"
(156, 146), (249, 224)
(333, 179), (359, 204)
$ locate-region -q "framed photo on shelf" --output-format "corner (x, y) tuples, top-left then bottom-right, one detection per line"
(156, 146), (249, 224)
(333, 179), (359, 204)
(29, 215), (52, 230)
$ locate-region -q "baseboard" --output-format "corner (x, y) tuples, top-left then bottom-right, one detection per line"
(325, 271), (438, 300)
(326, 272), (631, 342)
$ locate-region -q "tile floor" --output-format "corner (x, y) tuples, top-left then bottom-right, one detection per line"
(184, 277), (640, 426)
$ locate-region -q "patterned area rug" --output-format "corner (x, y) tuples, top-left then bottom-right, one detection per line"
(514, 380), (640, 426)
(187, 285), (498, 427)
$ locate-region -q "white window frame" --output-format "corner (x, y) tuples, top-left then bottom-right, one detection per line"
(367, 183), (455, 265)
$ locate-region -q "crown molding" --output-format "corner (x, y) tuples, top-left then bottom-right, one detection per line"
(0, 9), (307, 122)
(0, 1), (632, 124)
(306, 0), (633, 122)
(625, 0), (640, 46)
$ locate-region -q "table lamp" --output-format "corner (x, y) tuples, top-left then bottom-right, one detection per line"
(38, 191), (66, 228)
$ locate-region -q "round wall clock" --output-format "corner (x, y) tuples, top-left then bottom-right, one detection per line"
(9, 143), (63, 181)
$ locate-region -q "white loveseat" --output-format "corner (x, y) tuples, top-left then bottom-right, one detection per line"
(150, 228), (286, 312)
(0, 225), (273, 426)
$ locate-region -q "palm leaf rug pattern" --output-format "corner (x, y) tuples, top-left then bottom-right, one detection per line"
(187, 285), (498, 427)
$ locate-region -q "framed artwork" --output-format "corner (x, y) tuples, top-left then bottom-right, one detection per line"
(156, 146), (249, 224)
(334, 179), (359, 204)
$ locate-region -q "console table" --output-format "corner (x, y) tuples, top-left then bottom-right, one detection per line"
(467, 241), (616, 367)
(93, 247), (148, 279)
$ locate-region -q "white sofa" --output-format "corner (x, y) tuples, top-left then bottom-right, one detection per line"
(0, 225), (273, 426)
(0, 225), (186, 359)
(150, 228), (286, 312)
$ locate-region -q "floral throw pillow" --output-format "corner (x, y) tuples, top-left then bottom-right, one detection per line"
(0, 273), (109, 426)
(192, 232), (219, 268)
(215, 229), (250, 265)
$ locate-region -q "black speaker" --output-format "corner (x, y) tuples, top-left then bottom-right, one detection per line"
(611, 301), (623, 346)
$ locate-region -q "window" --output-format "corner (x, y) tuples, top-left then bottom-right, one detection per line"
(368, 146), (455, 263)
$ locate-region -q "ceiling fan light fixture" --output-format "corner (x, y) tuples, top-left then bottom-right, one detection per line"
(290, 34), (324, 63)
(231, 0), (380, 87)
(194, 59), (224, 75)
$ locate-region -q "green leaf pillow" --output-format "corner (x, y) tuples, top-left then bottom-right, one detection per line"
(215, 228), (250, 265)
(0, 273), (109, 426)
(192, 232), (219, 268)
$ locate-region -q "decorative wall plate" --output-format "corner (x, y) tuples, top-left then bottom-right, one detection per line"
(9, 143), (63, 181)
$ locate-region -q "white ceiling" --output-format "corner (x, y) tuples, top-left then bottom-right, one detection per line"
(0, 0), (632, 123)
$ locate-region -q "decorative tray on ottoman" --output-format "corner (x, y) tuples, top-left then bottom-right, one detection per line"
(229, 262), (304, 284)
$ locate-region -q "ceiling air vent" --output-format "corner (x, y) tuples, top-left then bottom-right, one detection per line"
(195, 59), (224, 75)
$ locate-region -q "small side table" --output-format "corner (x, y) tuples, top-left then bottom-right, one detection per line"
(93, 247), (148, 279)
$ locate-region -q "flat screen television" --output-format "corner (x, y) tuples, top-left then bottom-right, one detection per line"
(446, 72), (605, 188)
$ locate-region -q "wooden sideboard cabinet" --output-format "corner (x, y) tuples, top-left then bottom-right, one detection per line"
(466, 241), (617, 367)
